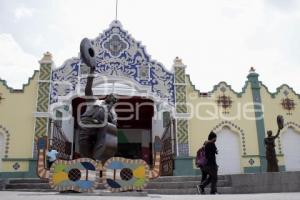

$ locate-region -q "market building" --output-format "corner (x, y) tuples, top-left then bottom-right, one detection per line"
(0, 20), (299, 178)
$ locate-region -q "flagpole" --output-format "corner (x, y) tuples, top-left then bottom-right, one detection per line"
(115, 0), (118, 20)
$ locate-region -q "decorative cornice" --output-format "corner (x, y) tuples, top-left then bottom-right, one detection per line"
(0, 70), (39, 93)
(186, 74), (250, 98)
(259, 82), (300, 99)
(53, 20), (173, 75)
(50, 20), (176, 105)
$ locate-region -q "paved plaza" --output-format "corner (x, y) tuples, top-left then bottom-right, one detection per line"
(0, 191), (300, 200)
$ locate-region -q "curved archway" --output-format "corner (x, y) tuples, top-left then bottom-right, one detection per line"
(0, 125), (10, 171)
(215, 126), (242, 175)
(0, 125), (10, 159)
(0, 132), (4, 170)
(281, 123), (300, 171)
(211, 120), (247, 155)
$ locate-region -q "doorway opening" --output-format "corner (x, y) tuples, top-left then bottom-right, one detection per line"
(72, 96), (154, 165)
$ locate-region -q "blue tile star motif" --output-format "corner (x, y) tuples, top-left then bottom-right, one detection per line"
(104, 35), (127, 57)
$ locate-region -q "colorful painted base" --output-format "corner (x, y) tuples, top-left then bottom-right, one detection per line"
(103, 157), (150, 192)
(37, 135), (162, 193)
(49, 158), (101, 192)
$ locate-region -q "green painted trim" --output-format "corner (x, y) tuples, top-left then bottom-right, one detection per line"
(174, 157), (286, 175)
(260, 82), (300, 99)
(244, 166), (261, 173)
(2, 158), (36, 161)
(0, 70), (39, 93)
(176, 156), (195, 160)
(244, 165), (286, 173)
(185, 74), (250, 98)
(0, 160), (38, 178)
(242, 155), (260, 158)
(279, 165), (286, 172)
(173, 156), (201, 176)
(248, 73), (267, 172)
(242, 154), (284, 158)
(253, 104), (266, 172)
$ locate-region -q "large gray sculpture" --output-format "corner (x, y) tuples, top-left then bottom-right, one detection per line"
(264, 115), (284, 172)
(79, 38), (118, 161)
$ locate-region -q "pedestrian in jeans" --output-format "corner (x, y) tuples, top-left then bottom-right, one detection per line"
(197, 131), (218, 194)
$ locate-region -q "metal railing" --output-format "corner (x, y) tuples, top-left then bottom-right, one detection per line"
(49, 120), (72, 160)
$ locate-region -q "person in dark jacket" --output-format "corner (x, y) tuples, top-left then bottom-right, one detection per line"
(197, 131), (218, 194)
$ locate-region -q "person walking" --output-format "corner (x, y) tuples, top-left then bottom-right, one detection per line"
(197, 131), (218, 195)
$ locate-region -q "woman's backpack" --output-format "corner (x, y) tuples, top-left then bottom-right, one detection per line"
(195, 144), (207, 167)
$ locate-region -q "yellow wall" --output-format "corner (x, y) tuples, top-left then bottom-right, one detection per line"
(0, 71), (39, 172)
(186, 74), (300, 171)
(2, 160), (29, 172)
(186, 76), (260, 171)
(260, 84), (300, 155)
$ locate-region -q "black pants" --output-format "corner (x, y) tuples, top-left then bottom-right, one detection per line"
(200, 165), (218, 193)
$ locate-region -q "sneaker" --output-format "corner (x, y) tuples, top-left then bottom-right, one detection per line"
(196, 185), (205, 194)
(210, 191), (220, 195)
(196, 185), (201, 194)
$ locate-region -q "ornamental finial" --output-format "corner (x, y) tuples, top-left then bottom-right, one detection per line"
(249, 66), (256, 73)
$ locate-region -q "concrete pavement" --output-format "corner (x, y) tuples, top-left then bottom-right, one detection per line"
(0, 191), (300, 200)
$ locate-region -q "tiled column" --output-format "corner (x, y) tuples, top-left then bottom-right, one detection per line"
(33, 52), (53, 157)
(173, 57), (189, 157)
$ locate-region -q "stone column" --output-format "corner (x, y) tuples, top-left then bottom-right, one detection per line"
(247, 67), (267, 172)
(33, 52), (53, 157)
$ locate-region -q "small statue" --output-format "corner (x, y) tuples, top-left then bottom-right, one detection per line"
(264, 115), (284, 172)
(78, 38), (118, 161)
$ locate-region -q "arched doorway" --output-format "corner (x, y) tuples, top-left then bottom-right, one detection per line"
(216, 126), (241, 175)
(281, 127), (300, 171)
(0, 133), (4, 171)
(72, 95), (154, 165)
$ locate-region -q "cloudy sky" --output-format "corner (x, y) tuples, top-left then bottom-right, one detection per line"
(0, 0), (300, 93)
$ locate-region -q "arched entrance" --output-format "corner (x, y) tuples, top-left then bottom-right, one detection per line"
(0, 133), (4, 171)
(216, 126), (241, 175)
(48, 20), (176, 167)
(282, 127), (300, 171)
(72, 95), (155, 165)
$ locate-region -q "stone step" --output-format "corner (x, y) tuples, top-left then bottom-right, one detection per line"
(8, 178), (48, 184)
(4, 175), (232, 194)
(4, 183), (232, 195)
(5, 188), (56, 192)
(145, 186), (233, 195)
(146, 180), (230, 189)
(96, 184), (106, 190)
(5, 183), (51, 190)
(151, 175), (227, 182)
